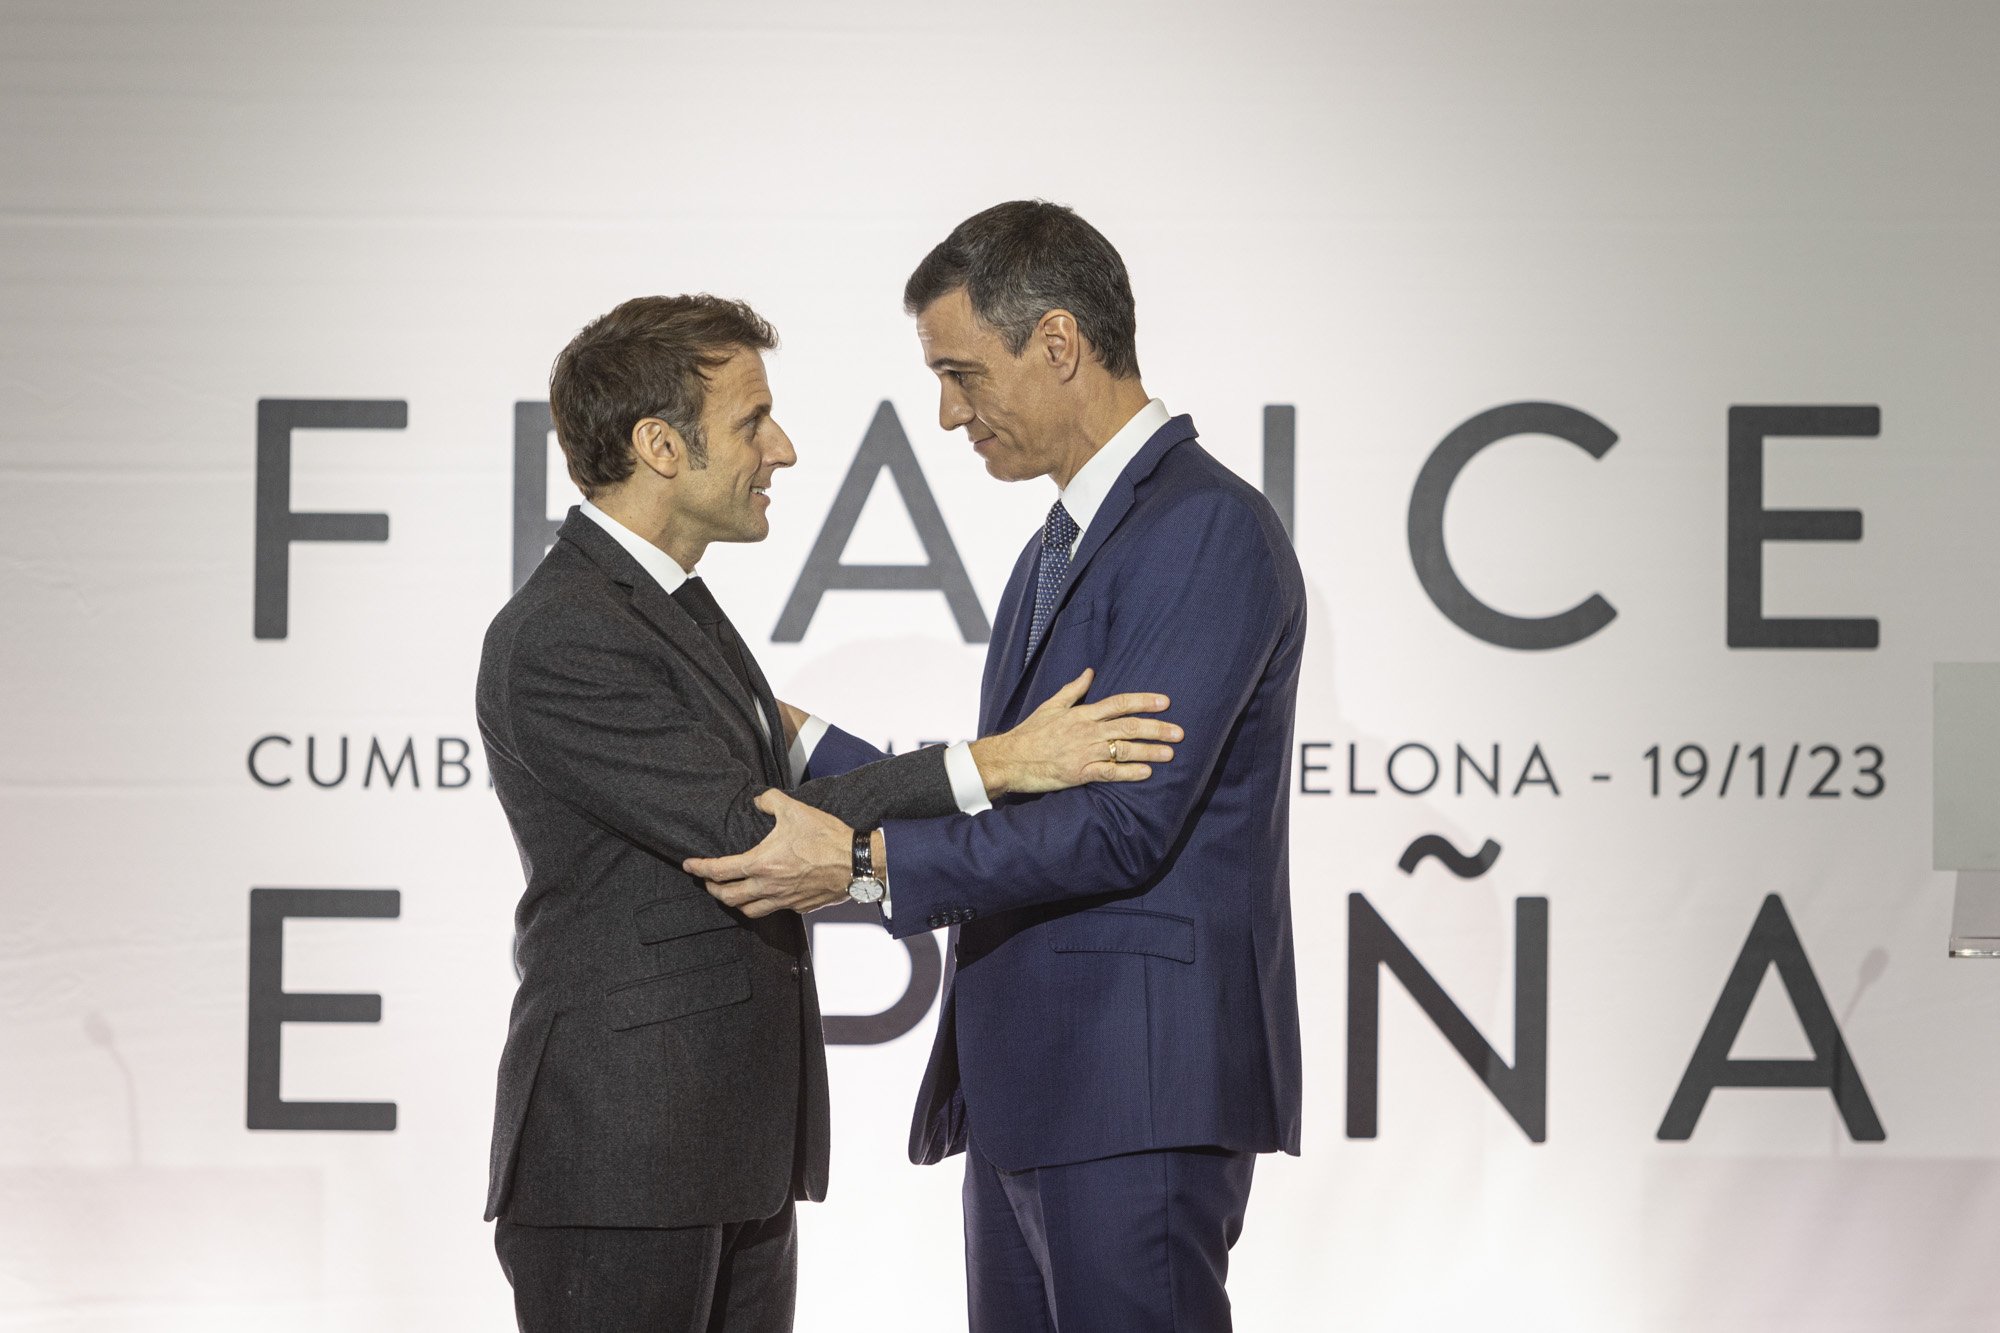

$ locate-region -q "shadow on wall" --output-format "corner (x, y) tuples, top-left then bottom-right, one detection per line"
(0, 1013), (324, 1316)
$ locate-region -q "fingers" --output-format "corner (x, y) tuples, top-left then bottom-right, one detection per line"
(704, 876), (839, 920)
(685, 852), (752, 880)
(1108, 717), (1182, 743)
(704, 877), (754, 905)
(1083, 691), (1170, 722)
(687, 791), (792, 877)
(704, 878), (787, 917)
(1108, 742), (1174, 764)
(1081, 762), (1155, 784)
(1034, 668), (1095, 714)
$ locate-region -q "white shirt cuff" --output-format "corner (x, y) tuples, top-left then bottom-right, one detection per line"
(788, 713), (831, 781)
(944, 741), (993, 815)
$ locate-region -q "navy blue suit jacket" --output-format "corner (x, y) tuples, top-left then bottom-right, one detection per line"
(807, 414), (1305, 1172)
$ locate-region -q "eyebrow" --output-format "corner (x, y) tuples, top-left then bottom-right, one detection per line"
(927, 357), (982, 372)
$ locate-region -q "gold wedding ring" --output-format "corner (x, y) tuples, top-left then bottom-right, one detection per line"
(1108, 740), (1121, 764)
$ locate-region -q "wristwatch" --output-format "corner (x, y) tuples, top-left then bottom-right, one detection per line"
(847, 827), (886, 905)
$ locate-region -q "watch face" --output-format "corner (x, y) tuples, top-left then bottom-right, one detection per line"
(848, 875), (886, 904)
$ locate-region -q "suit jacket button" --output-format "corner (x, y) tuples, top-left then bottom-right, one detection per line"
(790, 962), (801, 978)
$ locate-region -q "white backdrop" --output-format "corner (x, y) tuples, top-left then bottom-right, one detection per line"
(6, 1), (2000, 1329)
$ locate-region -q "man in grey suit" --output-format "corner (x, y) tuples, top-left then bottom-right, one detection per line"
(476, 293), (1180, 1331)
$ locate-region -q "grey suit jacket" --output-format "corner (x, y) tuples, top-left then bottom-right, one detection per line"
(476, 509), (959, 1227)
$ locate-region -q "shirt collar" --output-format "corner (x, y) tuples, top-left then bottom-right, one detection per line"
(1057, 398), (1171, 541)
(579, 498), (691, 594)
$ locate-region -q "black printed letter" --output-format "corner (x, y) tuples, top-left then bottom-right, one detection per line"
(253, 399), (404, 639)
(1725, 405), (1880, 649)
(1408, 402), (1617, 650)
(246, 887), (401, 1131)
(773, 402), (989, 643)
(1348, 893), (1549, 1142)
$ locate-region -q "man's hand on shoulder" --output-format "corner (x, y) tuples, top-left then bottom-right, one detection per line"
(686, 789), (859, 918)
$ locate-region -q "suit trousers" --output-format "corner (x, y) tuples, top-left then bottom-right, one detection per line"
(962, 1133), (1255, 1332)
(494, 1200), (796, 1333)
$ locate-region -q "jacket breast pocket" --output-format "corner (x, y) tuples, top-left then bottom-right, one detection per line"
(1043, 602), (1100, 650)
(604, 959), (752, 1031)
(1050, 907), (1196, 964)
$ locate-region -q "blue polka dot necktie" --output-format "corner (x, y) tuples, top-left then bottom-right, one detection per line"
(1026, 499), (1079, 664)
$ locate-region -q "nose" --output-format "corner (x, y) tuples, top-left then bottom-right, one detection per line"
(937, 381), (973, 432)
(767, 418), (797, 470)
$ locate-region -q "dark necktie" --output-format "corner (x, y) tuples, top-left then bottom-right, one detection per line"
(672, 576), (783, 775)
(1025, 499), (1079, 664)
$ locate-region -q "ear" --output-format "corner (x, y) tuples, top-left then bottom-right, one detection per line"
(1036, 309), (1084, 383)
(629, 416), (688, 480)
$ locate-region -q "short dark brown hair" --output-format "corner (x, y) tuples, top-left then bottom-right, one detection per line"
(548, 294), (778, 496)
(903, 200), (1140, 380)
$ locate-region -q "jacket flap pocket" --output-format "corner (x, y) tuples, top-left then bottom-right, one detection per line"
(1050, 908), (1195, 963)
(605, 960), (752, 1031)
(635, 895), (734, 944)
(1046, 602), (1099, 640)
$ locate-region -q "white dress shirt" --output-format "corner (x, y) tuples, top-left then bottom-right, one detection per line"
(577, 499), (989, 812)
(581, 498), (691, 592)
(1055, 398), (1171, 556)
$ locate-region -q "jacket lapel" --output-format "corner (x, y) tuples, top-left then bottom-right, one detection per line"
(556, 511), (772, 752)
(980, 535), (1041, 737)
(998, 416), (1197, 722)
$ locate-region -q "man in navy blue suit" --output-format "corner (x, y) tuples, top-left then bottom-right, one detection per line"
(688, 200), (1304, 1331)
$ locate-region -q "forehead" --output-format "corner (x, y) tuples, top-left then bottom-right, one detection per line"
(916, 287), (1002, 362)
(701, 345), (770, 406)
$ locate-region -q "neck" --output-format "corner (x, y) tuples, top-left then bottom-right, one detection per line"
(593, 486), (705, 573)
(1051, 379), (1152, 489)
